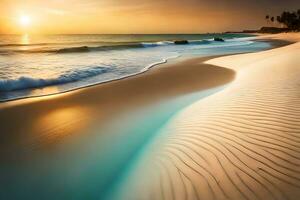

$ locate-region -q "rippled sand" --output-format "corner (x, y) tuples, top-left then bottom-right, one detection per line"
(113, 33), (300, 200)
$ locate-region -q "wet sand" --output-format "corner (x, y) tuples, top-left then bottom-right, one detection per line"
(0, 55), (235, 159)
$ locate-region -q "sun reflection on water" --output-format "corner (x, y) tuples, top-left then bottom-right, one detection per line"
(21, 34), (30, 45)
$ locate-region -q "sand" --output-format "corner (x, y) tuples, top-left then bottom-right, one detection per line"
(0, 56), (235, 159)
(110, 33), (300, 200)
(0, 33), (299, 200)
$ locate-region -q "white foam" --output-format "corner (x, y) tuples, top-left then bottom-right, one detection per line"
(0, 66), (110, 91)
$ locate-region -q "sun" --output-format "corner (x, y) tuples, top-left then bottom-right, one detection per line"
(19, 15), (31, 27)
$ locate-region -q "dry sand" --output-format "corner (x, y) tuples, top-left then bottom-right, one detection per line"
(112, 33), (300, 200)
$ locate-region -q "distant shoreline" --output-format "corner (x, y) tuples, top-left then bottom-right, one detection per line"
(226, 26), (300, 34)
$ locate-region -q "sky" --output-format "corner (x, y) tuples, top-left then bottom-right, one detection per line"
(0, 0), (299, 34)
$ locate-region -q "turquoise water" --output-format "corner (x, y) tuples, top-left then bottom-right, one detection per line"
(102, 86), (228, 200)
(0, 34), (270, 101)
(0, 85), (226, 200)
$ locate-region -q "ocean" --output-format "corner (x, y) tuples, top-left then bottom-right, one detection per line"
(0, 34), (270, 101)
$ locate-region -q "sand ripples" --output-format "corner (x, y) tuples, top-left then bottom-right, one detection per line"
(115, 43), (300, 200)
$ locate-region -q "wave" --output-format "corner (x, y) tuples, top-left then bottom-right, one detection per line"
(141, 41), (174, 47)
(52, 43), (146, 53)
(0, 40), (215, 54)
(0, 66), (111, 92)
(0, 39), (257, 55)
(45, 42), (174, 53)
(189, 39), (212, 44)
(0, 43), (146, 54)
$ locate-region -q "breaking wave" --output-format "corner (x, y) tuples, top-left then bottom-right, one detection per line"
(0, 40), (220, 54)
(0, 66), (111, 92)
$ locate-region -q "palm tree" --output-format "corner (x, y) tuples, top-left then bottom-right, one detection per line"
(276, 16), (281, 23)
(276, 16), (283, 27)
(265, 15), (270, 26)
(265, 9), (300, 31)
(275, 10), (300, 30)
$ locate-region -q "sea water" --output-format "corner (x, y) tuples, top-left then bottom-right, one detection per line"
(0, 34), (270, 101)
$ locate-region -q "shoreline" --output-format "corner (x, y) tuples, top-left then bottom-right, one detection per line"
(0, 33), (299, 199)
(0, 35), (287, 104)
(0, 36), (291, 154)
(0, 55), (178, 103)
(0, 55), (236, 157)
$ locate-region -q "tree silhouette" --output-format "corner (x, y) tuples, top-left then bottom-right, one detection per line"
(271, 9), (300, 31)
(276, 16), (282, 23)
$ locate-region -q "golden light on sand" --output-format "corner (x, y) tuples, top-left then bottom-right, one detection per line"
(34, 106), (89, 143)
(19, 15), (31, 27)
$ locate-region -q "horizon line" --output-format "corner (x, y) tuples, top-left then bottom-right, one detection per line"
(0, 32), (248, 35)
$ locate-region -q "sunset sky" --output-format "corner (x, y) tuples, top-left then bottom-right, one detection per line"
(0, 0), (298, 34)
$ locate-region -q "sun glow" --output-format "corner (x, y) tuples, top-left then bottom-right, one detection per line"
(19, 15), (31, 27)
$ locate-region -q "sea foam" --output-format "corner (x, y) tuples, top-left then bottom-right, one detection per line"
(0, 66), (110, 91)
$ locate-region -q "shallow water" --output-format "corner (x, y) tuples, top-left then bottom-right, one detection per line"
(0, 34), (270, 101)
(0, 85), (226, 200)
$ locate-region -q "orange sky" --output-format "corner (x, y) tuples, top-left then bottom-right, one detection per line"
(0, 0), (298, 34)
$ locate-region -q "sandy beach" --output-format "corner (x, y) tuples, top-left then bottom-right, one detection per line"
(0, 33), (299, 200)
(112, 33), (300, 200)
(0, 55), (235, 159)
